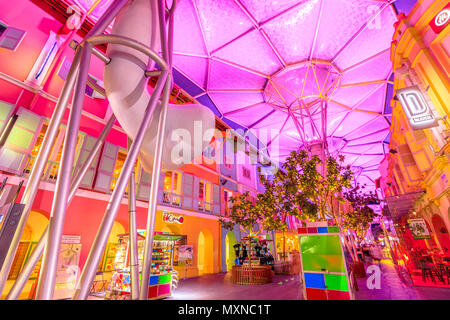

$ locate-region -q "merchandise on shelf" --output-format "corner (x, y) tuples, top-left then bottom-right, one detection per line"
(105, 232), (185, 300)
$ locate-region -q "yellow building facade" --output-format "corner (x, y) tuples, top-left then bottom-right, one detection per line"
(386, 0), (450, 251)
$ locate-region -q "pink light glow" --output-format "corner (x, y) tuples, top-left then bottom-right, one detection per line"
(66, 0), (397, 190)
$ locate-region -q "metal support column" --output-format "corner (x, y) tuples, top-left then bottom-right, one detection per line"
(139, 75), (171, 300)
(36, 43), (93, 300)
(73, 67), (169, 300)
(139, 0), (174, 300)
(0, 0), (130, 298)
(127, 138), (140, 300)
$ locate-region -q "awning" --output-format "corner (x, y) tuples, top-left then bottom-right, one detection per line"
(384, 191), (425, 222)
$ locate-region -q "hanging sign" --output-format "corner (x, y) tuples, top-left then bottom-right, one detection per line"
(430, 3), (450, 34)
(396, 86), (438, 130)
(407, 218), (431, 240)
(162, 212), (184, 224)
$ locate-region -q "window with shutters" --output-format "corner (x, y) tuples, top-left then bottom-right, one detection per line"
(57, 56), (72, 80)
(198, 180), (212, 213)
(0, 22), (26, 51)
(242, 167), (251, 179)
(412, 129), (427, 143)
(93, 142), (119, 193)
(398, 144), (416, 166)
(0, 107), (43, 175)
(42, 127), (82, 183)
(72, 134), (101, 189)
(223, 189), (233, 216)
(136, 165), (151, 201)
(162, 171), (182, 207)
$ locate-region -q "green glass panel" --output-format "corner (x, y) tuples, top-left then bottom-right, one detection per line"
(325, 274), (348, 291)
(158, 274), (171, 284)
(300, 235), (345, 273)
(328, 226), (340, 233)
(7, 127), (33, 148)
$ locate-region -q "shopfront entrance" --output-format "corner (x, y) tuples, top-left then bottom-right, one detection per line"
(432, 214), (450, 254)
(225, 231), (237, 271)
(197, 229), (213, 275)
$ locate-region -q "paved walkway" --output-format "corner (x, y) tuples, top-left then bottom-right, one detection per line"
(86, 260), (450, 300)
(167, 260), (450, 300)
(355, 259), (450, 300)
(168, 273), (303, 300)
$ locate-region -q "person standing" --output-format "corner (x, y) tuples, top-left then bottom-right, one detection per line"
(369, 243), (383, 264)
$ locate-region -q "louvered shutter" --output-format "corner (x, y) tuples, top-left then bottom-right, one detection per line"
(181, 173), (194, 210)
(0, 107), (42, 175)
(94, 142), (118, 193)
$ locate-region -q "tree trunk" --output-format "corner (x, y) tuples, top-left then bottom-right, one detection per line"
(248, 237), (252, 283)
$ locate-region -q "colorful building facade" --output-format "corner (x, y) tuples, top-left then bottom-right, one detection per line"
(0, 0), (276, 298)
(379, 0), (450, 255)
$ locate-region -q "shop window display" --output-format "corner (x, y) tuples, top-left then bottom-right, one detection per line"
(105, 232), (186, 300)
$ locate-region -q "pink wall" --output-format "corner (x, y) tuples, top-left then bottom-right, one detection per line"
(18, 186), (148, 269)
(0, 0), (128, 149)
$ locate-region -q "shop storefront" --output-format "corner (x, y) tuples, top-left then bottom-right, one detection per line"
(275, 230), (299, 261)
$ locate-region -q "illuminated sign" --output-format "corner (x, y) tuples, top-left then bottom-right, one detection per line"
(396, 86), (438, 130)
(408, 218), (431, 240)
(430, 4), (450, 34)
(162, 212), (184, 224)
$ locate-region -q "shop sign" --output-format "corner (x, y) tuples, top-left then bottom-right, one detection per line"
(408, 218), (431, 240)
(162, 212), (184, 224)
(61, 235), (81, 244)
(430, 4), (450, 34)
(396, 86), (438, 130)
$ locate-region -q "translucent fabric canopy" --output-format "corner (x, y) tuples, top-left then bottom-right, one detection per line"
(72, 0), (397, 191)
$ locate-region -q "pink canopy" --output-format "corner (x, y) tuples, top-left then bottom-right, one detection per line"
(72, 0), (397, 192)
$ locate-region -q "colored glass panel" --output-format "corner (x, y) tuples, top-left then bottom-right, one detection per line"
(304, 272), (325, 289)
(317, 227), (328, 233)
(307, 227), (317, 233)
(149, 275), (159, 285)
(158, 283), (171, 296)
(305, 288), (327, 300)
(147, 285), (158, 299)
(298, 227), (307, 234)
(300, 235), (345, 273)
(327, 290), (350, 300)
(325, 273), (349, 291)
(328, 226), (340, 233)
(158, 274), (172, 284)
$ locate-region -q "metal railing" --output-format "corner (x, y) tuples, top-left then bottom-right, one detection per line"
(162, 191), (181, 207)
(198, 201), (212, 213)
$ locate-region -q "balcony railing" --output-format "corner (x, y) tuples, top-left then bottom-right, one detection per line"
(23, 155), (60, 183)
(198, 200), (212, 213)
(162, 191), (182, 208)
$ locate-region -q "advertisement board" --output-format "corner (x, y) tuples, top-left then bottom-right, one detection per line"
(408, 218), (431, 240)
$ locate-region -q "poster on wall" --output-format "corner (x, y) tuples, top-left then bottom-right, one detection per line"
(53, 235), (81, 300)
(178, 245), (193, 265)
(408, 218), (431, 240)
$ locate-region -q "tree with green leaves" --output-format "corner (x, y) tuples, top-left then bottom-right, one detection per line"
(219, 191), (264, 273)
(342, 183), (377, 241)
